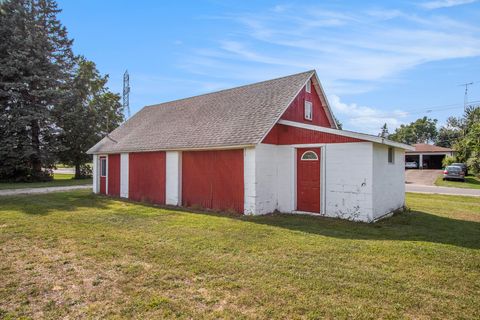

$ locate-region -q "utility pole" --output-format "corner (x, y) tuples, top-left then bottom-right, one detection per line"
(459, 82), (474, 112)
(123, 70), (131, 119)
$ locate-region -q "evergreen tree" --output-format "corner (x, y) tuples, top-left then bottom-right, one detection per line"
(0, 0), (74, 181)
(379, 123), (389, 138)
(54, 57), (123, 179)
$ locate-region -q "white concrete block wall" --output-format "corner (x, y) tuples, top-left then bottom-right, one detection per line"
(92, 154), (98, 193)
(254, 144), (280, 214)
(244, 148), (256, 215)
(324, 142), (374, 222)
(120, 153), (129, 198)
(166, 151), (182, 206)
(372, 145), (405, 220)
(276, 146), (295, 213)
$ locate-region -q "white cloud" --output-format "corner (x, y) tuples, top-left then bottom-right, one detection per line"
(329, 95), (407, 134)
(420, 0), (477, 9)
(182, 5), (480, 96)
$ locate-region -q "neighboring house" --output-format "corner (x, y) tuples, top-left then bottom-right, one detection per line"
(405, 144), (455, 169)
(87, 70), (413, 222)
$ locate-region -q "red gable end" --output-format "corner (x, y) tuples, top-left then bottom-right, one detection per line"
(280, 78), (332, 127)
(263, 124), (364, 145)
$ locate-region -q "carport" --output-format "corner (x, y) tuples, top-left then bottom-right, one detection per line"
(405, 144), (455, 169)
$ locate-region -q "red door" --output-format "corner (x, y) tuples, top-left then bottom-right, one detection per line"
(297, 148), (320, 213)
(182, 150), (244, 213)
(107, 154), (120, 197)
(129, 152), (166, 204)
(99, 156), (107, 195)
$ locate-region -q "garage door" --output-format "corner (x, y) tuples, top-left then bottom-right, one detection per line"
(129, 151), (166, 204)
(107, 154), (120, 196)
(182, 149), (244, 213)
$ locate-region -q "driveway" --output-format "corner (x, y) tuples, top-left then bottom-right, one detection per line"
(405, 169), (442, 186)
(0, 185), (91, 196)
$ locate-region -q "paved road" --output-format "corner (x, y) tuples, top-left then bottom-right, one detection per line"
(406, 184), (480, 197)
(54, 168), (75, 174)
(0, 185), (91, 197)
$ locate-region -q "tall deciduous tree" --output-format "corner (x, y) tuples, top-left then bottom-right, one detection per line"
(0, 0), (74, 181)
(389, 117), (438, 145)
(54, 57), (123, 179)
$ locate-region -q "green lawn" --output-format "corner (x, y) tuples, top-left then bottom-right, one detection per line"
(435, 174), (480, 189)
(0, 191), (479, 319)
(0, 173), (92, 190)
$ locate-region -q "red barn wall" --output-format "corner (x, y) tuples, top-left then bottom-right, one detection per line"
(107, 154), (120, 197)
(129, 151), (166, 204)
(281, 80), (332, 127)
(263, 124), (364, 145)
(182, 149), (244, 213)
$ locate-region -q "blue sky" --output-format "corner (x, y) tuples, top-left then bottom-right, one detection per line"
(58, 0), (480, 134)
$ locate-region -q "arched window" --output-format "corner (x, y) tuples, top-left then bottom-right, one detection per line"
(301, 151), (319, 161)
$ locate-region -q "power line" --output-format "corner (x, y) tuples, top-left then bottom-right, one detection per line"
(348, 100), (480, 120)
(458, 81), (475, 112)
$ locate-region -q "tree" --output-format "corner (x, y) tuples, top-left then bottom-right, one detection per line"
(0, 0), (74, 181)
(334, 115), (343, 130)
(54, 57), (123, 179)
(379, 123), (389, 138)
(389, 117), (438, 145)
(437, 116), (463, 148)
(452, 105), (480, 175)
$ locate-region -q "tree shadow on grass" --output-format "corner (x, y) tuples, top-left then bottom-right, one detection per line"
(0, 190), (110, 215)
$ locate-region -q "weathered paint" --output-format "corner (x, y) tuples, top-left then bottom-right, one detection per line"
(107, 154), (121, 197)
(99, 156), (106, 195)
(281, 79), (332, 127)
(182, 149), (244, 213)
(129, 151), (166, 204)
(243, 148), (256, 215)
(372, 144), (405, 220)
(263, 124), (364, 145)
(296, 148), (321, 213)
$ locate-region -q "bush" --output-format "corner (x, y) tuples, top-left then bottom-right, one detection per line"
(442, 156), (456, 168)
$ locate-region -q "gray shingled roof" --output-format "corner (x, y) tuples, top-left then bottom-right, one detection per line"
(87, 70), (326, 154)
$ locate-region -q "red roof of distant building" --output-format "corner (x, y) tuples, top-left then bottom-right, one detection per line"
(406, 143), (453, 153)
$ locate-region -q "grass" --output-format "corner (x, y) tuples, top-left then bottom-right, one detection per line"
(0, 191), (479, 319)
(434, 174), (480, 189)
(0, 173), (92, 190)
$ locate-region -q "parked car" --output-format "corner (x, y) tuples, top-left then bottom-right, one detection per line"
(405, 161), (418, 169)
(451, 163), (468, 175)
(443, 165), (465, 182)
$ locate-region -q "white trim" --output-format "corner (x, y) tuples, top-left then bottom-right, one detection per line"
(100, 156), (107, 177)
(120, 153), (129, 198)
(92, 154), (98, 193)
(278, 119), (415, 150)
(166, 151), (181, 206)
(243, 148), (256, 215)
(105, 155), (109, 195)
(306, 79), (311, 93)
(300, 150), (318, 160)
(88, 144), (255, 155)
(304, 100), (313, 121)
(311, 72), (338, 129)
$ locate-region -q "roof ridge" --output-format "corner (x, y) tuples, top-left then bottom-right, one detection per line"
(144, 70), (315, 109)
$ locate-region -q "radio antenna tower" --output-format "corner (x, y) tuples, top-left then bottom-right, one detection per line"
(459, 81), (474, 112)
(123, 70), (131, 118)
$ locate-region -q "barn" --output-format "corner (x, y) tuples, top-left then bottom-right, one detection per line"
(87, 70), (414, 222)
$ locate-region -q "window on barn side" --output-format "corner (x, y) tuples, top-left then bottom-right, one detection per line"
(301, 151), (318, 161)
(100, 157), (107, 177)
(304, 101), (313, 121)
(388, 147), (394, 164)
(306, 80), (311, 93)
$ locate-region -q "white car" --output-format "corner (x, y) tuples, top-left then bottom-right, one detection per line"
(405, 161), (418, 169)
